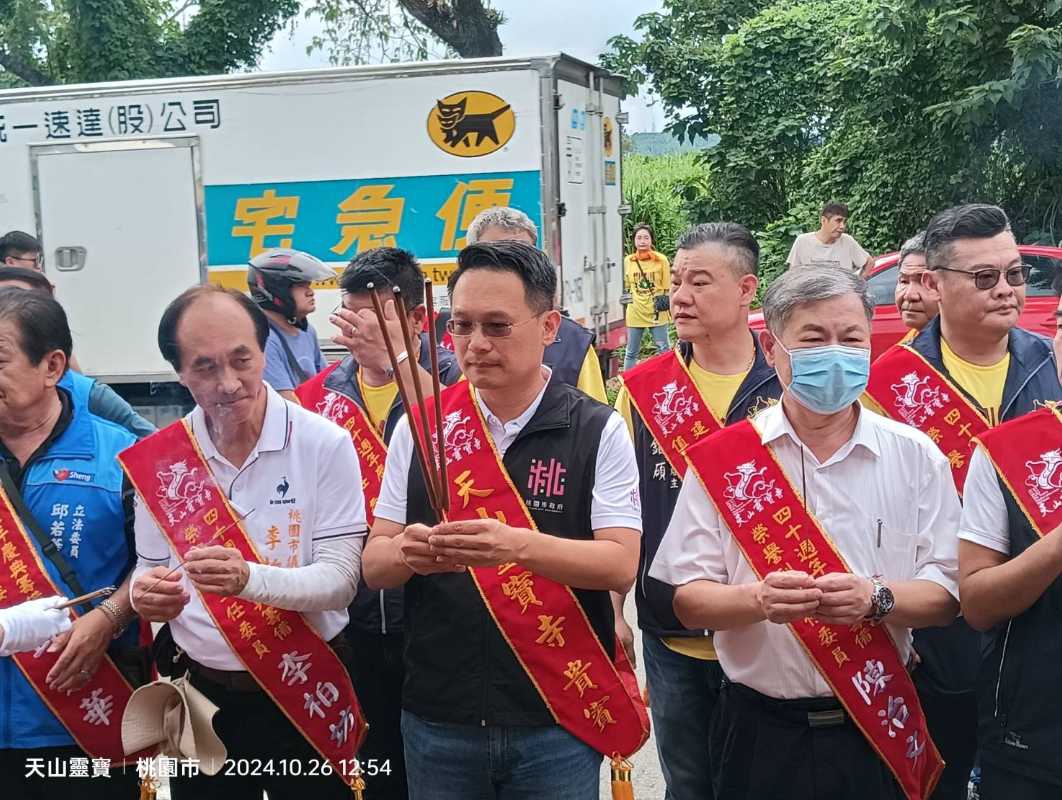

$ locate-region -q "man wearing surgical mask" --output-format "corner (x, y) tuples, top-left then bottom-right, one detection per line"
(650, 266), (962, 800)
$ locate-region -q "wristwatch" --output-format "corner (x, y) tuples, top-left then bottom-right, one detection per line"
(867, 576), (895, 625)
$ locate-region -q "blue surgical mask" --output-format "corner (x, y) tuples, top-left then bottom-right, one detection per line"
(776, 341), (871, 415)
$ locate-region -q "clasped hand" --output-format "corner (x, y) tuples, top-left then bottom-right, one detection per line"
(756, 570), (873, 626)
(397, 519), (527, 575)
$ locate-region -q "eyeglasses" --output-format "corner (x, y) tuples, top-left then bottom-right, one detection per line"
(933, 263), (1031, 291)
(446, 314), (542, 338)
(10, 254), (43, 268)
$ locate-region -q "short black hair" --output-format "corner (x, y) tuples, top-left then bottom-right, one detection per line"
(676, 222), (760, 278)
(0, 286), (71, 367)
(339, 247), (425, 311)
(821, 201), (849, 219)
(0, 230), (42, 260)
(158, 284), (269, 371)
(924, 204), (1011, 269)
(0, 266), (54, 295)
(450, 241), (556, 314)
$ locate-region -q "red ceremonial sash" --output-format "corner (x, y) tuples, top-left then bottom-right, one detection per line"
(974, 405), (1062, 537)
(296, 363), (387, 526)
(414, 383), (650, 757)
(867, 345), (989, 494)
(686, 420), (943, 800)
(620, 349), (724, 475)
(119, 421), (368, 789)
(0, 487), (140, 762)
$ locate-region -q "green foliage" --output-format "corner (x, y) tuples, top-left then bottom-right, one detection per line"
(622, 152), (711, 257)
(605, 0), (1062, 283)
(0, 0), (299, 86)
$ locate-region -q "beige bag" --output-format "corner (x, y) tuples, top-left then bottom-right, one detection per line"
(121, 676), (228, 775)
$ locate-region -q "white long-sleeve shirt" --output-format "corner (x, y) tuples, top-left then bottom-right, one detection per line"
(131, 384), (367, 671)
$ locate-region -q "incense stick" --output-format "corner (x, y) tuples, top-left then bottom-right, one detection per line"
(366, 283), (443, 515)
(423, 279), (449, 514)
(55, 586), (116, 610)
(393, 286), (445, 513)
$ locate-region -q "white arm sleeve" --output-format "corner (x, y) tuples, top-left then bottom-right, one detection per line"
(239, 534), (364, 612)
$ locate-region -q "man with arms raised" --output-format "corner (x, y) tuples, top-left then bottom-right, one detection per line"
(613, 223), (782, 799)
(363, 241), (647, 799)
(652, 267), (960, 800)
(957, 271), (1062, 799)
(126, 286), (368, 799)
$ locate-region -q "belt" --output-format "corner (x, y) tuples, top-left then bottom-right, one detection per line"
(185, 631), (351, 693)
(725, 681), (848, 729)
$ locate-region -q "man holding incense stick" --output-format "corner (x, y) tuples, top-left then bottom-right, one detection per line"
(363, 240), (648, 799)
(298, 246), (462, 800)
(126, 285), (368, 799)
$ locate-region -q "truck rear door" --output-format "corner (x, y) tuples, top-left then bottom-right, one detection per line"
(33, 137), (205, 382)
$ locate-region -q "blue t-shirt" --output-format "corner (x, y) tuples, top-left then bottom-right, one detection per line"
(263, 323), (326, 391)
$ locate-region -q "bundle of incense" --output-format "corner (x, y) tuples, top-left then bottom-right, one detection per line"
(365, 281), (449, 518)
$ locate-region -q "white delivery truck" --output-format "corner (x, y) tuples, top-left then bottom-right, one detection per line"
(0, 53), (627, 423)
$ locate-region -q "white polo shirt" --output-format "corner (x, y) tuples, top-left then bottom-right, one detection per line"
(374, 368), (643, 532)
(133, 383), (367, 671)
(650, 402), (961, 699)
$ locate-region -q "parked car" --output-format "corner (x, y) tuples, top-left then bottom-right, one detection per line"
(749, 245), (1061, 360)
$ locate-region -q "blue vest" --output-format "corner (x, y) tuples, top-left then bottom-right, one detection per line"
(544, 316), (595, 388)
(0, 388), (137, 749)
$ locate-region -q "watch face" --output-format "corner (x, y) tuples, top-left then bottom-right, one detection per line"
(877, 585), (896, 616)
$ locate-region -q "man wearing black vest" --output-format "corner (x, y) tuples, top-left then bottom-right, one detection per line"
(313, 247), (462, 800)
(870, 204), (1062, 798)
(958, 270), (1062, 799)
(363, 241), (643, 799)
(613, 223), (782, 799)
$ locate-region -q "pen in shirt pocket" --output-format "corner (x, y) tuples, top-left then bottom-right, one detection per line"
(876, 518), (883, 548)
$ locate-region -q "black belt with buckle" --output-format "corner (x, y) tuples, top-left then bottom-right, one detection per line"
(727, 681), (849, 728)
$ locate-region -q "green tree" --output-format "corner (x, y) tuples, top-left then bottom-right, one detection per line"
(605, 0), (1062, 278)
(0, 0), (300, 86)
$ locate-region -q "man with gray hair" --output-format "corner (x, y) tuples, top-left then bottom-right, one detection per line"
(454, 206), (608, 401)
(893, 231), (939, 341)
(651, 266), (961, 800)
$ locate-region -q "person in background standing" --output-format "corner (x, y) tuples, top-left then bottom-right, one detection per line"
(248, 248), (333, 402)
(0, 231), (43, 271)
(893, 232), (940, 343)
(460, 206), (607, 401)
(786, 202), (875, 277)
(623, 224), (672, 371)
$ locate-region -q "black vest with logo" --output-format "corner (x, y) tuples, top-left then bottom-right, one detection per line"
(632, 338), (783, 639)
(402, 378), (616, 726)
(977, 482), (1062, 786)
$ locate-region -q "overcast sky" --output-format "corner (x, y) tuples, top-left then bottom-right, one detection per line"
(260, 0), (666, 132)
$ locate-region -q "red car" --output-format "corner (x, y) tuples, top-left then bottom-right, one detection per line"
(749, 245), (1061, 360)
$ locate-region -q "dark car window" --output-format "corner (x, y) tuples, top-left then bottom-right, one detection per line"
(867, 264), (899, 307)
(1024, 255), (1059, 297)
